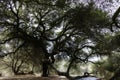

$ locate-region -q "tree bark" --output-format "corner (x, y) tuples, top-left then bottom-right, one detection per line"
(42, 59), (49, 77)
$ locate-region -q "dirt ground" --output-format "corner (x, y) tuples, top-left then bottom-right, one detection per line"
(0, 75), (68, 80)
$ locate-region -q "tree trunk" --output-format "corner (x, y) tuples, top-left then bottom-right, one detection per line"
(109, 71), (120, 80)
(42, 59), (49, 77)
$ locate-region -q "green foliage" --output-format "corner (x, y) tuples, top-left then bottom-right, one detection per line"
(67, 3), (110, 29)
(55, 0), (66, 8)
(90, 52), (120, 79)
(0, 0), (118, 78)
(103, 53), (120, 72)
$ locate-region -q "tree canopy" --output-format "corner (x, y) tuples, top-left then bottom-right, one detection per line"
(0, 0), (120, 79)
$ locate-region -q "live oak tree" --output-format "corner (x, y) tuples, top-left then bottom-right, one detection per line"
(88, 4), (120, 80)
(0, 0), (114, 79)
(104, 4), (120, 80)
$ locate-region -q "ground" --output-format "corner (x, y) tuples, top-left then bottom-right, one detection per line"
(0, 75), (68, 80)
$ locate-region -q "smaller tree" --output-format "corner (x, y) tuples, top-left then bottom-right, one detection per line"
(103, 53), (120, 80)
(0, 46), (34, 75)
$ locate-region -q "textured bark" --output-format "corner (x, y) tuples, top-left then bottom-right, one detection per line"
(42, 59), (50, 77)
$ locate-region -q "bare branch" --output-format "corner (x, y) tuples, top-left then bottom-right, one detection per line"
(0, 37), (15, 44)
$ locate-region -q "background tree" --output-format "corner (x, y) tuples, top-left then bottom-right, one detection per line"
(103, 53), (120, 80)
(0, 42), (35, 75)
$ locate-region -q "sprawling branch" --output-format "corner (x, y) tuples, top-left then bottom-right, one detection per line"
(50, 64), (72, 79)
(0, 41), (25, 57)
(0, 37), (15, 44)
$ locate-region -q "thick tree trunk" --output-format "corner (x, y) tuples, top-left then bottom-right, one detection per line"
(42, 59), (49, 77)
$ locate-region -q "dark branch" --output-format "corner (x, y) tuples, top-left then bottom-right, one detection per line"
(0, 42), (25, 57)
(111, 6), (120, 31)
(50, 64), (72, 79)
